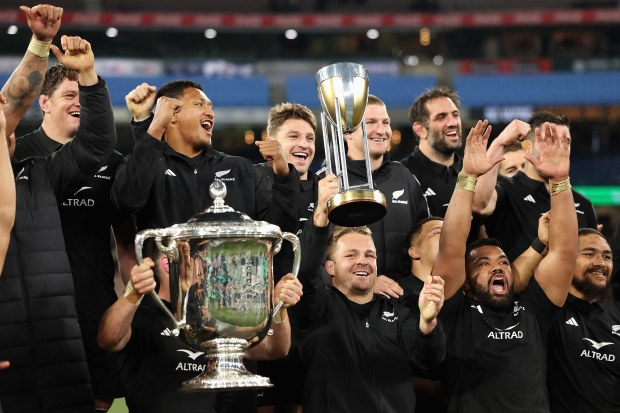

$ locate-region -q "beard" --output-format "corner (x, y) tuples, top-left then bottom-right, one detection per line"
(470, 280), (514, 312)
(572, 272), (612, 302)
(428, 128), (462, 157)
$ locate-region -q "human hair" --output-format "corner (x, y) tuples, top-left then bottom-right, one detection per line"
(578, 227), (605, 239)
(465, 237), (504, 267)
(325, 226), (373, 261)
(41, 64), (78, 98)
(406, 216), (444, 247)
(367, 94), (386, 107)
(408, 87), (461, 129)
(267, 102), (317, 136)
(525, 111), (570, 142)
(156, 79), (204, 100)
(504, 142), (523, 154)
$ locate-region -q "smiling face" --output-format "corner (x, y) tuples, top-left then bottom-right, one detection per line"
(272, 118), (315, 179)
(465, 245), (514, 311)
(168, 87), (214, 155)
(347, 103), (391, 161)
(418, 97), (462, 158)
(40, 78), (81, 139)
(326, 232), (377, 303)
(571, 233), (613, 302)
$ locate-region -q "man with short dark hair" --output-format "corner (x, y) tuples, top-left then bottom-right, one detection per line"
(473, 111), (597, 261)
(290, 173), (446, 413)
(112, 82), (299, 232)
(13, 61), (135, 411)
(432, 119), (578, 412)
(0, 30), (117, 412)
(546, 228), (620, 412)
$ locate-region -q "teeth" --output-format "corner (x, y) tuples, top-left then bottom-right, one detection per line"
(371, 138), (385, 142)
(292, 152), (308, 159)
(353, 271), (368, 276)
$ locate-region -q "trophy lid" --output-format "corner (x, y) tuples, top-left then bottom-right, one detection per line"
(161, 179), (283, 240)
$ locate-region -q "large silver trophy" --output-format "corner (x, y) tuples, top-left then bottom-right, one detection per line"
(135, 180), (300, 391)
(316, 62), (387, 226)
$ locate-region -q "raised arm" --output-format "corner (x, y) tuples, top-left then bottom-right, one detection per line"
(527, 123), (577, 306)
(1, 4), (62, 137)
(472, 119), (531, 216)
(245, 273), (302, 360)
(111, 96), (181, 212)
(432, 120), (503, 299)
(97, 259), (156, 352)
(0, 97), (15, 273)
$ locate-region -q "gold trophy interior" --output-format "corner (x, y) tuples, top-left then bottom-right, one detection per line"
(316, 62), (387, 227)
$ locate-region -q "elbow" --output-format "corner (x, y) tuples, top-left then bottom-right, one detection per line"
(97, 328), (125, 353)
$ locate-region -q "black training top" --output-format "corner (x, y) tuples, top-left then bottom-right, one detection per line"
(397, 273), (425, 314)
(291, 221), (446, 413)
(14, 128), (127, 321)
(484, 171), (597, 261)
(547, 294), (620, 413)
(118, 296), (218, 413)
(439, 278), (560, 413)
(400, 146), (461, 217)
(111, 115), (300, 232)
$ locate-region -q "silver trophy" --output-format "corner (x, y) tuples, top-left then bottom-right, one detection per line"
(316, 62), (387, 227)
(135, 180), (300, 391)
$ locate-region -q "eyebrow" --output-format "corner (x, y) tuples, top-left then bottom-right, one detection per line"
(581, 247), (612, 254)
(473, 254), (508, 264)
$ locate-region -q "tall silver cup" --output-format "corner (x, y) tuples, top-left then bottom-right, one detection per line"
(316, 62), (387, 227)
(134, 180), (300, 391)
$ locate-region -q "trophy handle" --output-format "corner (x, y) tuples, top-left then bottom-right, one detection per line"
(135, 229), (181, 335)
(272, 232), (301, 315)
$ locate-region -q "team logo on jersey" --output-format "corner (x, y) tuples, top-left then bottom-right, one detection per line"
(176, 348), (206, 372)
(424, 188), (436, 197)
(307, 202), (315, 212)
(513, 301), (525, 316)
(523, 194), (536, 203)
(574, 203), (584, 215)
(565, 317), (579, 326)
(215, 169), (235, 182)
(580, 337), (616, 362)
(62, 187), (95, 207)
(94, 164), (111, 180)
(391, 189), (408, 205)
(381, 310), (398, 323)
(612, 325), (620, 337)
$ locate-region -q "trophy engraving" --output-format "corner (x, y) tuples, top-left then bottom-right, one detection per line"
(134, 180), (300, 391)
(316, 62), (387, 226)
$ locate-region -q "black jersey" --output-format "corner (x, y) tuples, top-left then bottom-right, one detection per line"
(439, 277), (560, 413)
(547, 294), (620, 413)
(485, 172), (597, 261)
(14, 128), (127, 321)
(400, 146), (461, 217)
(612, 221), (620, 301)
(397, 273), (424, 314)
(119, 297), (255, 413)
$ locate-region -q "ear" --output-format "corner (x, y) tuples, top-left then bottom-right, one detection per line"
(408, 246), (420, 260)
(412, 122), (427, 140)
(463, 278), (471, 293)
(39, 95), (50, 114)
(160, 256), (170, 275)
(325, 260), (335, 276)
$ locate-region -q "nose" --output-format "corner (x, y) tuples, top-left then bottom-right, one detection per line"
(446, 113), (458, 128)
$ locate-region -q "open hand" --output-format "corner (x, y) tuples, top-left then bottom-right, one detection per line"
(462, 120), (503, 178)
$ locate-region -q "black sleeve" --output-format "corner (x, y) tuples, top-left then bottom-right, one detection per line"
(409, 171), (430, 223)
(288, 220), (329, 332)
(400, 311), (446, 371)
(437, 288), (465, 336)
(483, 174), (509, 232)
(110, 124), (166, 213)
(581, 194), (598, 229)
(254, 164), (300, 233)
(519, 276), (561, 335)
(47, 77), (116, 199)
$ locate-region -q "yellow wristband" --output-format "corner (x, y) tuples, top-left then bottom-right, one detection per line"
(456, 172), (477, 192)
(123, 281), (144, 305)
(27, 35), (52, 58)
(272, 308), (288, 324)
(549, 178), (571, 196)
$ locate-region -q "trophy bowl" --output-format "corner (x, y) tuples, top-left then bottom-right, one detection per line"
(134, 180), (300, 391)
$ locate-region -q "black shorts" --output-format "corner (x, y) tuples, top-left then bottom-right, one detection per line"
(79, 319), (123, 400)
